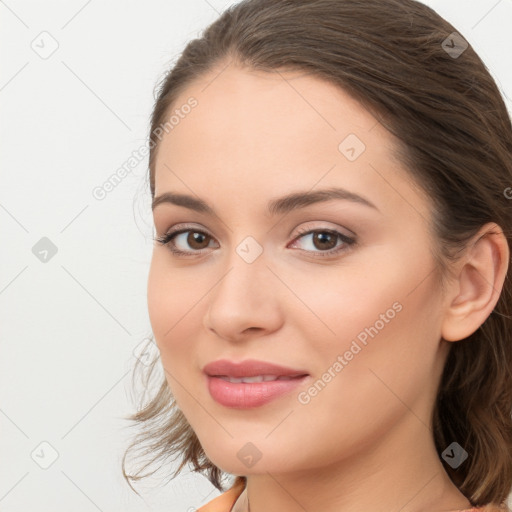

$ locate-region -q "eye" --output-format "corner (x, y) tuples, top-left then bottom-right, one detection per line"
(154, 224), (356, 259)
(288, 226), (356, 258)
(154, 226), (217, 257)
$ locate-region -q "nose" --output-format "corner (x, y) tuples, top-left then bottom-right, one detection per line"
(203, 248), (283, 343)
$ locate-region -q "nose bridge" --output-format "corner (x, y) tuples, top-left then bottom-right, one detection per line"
(204, 234), (281, 338)
(215, 234), (269, 306)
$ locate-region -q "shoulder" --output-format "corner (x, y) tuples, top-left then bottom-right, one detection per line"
(196, 477), (246, 512)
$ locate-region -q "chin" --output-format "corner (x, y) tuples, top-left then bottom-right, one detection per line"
(202, 441), (293, 476)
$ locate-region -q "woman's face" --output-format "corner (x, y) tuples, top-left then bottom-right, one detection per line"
(148, 63), (451, 476)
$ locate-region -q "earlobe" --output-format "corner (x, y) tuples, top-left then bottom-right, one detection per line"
(441, 223), (509, 342)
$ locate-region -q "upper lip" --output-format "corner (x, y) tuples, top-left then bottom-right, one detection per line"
(203, 359), (309, 378)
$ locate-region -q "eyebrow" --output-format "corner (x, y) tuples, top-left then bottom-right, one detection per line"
(151, 187), (379, 216)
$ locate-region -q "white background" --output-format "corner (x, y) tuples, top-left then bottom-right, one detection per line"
(1, 1), (511, 511)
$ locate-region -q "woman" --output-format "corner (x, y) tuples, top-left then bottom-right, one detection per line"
(123, 0), (512, 511)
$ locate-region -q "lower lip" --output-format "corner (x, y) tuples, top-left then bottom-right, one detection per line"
(206, 375), (309, 408)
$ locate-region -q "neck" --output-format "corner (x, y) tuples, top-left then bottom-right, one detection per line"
(237, 414), (471, 512)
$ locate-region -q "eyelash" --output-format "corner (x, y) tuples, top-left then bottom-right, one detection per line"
(154, 224), (356, 259)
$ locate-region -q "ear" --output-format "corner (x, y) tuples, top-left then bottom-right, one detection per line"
(441, 223), (510, 342)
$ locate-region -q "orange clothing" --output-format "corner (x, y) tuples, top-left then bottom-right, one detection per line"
(197, 478), (510, 512)
(197, 477), (245, 512)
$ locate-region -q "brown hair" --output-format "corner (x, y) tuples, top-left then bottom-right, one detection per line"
(123, 0), (512, 507)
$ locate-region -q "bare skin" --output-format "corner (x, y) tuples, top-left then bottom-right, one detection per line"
(148, 60), (509, 512)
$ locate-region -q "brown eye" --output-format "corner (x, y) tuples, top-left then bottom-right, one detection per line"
(186, 231), (211, 250)
(311, 231), (338, 251)
(155, 228), (217, 256)
(290, 227), (356, 258)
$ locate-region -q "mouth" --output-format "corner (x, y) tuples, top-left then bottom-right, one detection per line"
(214, 374), (307, 383)
(202, 358), (309, 379)
(202, 359), (310, 408)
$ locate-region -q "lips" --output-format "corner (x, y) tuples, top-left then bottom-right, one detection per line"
(202, 358), (309, 379)
(203, 359), (310, 408)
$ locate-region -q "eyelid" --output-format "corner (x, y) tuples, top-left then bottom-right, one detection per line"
(291, 221), (356, 240)
(158, 220), (354, 239)
(288, 225), (357, 256)
(155, 221), (357, 258)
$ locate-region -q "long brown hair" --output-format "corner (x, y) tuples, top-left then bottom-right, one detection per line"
(123, 0), (512, 507)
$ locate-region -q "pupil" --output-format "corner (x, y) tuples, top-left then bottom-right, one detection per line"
(189, 232), (207, 249)
(315, 232), (335, 250)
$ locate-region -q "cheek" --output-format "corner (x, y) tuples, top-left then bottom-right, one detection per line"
(285, 260), (402, 355)
(280, 276), (441, 468)
(147, 256), (208, 409)
(295, 243), (437, 342)
(290, 249), (442, 397)
(147, 255), (202, 364)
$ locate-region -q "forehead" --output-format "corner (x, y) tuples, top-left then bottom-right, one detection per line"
(166, 64), (379, 158)
(153, 63), (429, 221)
